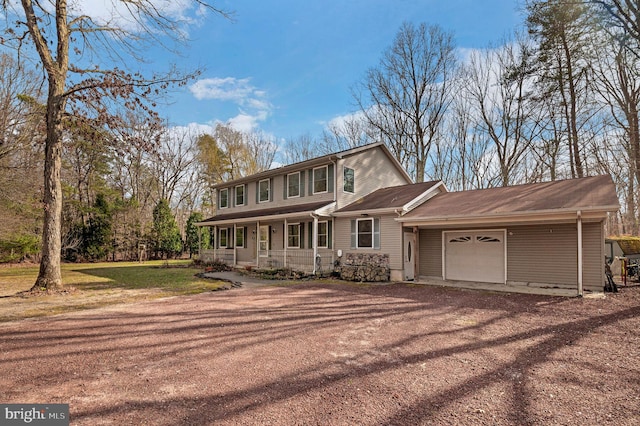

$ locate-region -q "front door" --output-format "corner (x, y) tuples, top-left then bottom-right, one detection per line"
(404, 232), (416, 281)
(259, 225), (270, 257)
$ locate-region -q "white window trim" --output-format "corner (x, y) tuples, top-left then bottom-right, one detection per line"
(317, 220), (328, 249)
(219, 188), (229, 209)
(287, 171), (301, 198)
(287, 223), (301, 249)
(312, 165), (328, 194)
(219, 228), (228, 248)
(258, 178), (270, 203)
(343, 166), (355, 194)
(235, 184), (245, 206)
(356, 218), (374, 249)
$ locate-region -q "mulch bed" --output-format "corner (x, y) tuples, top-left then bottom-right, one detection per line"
(1, 282), (639, 425)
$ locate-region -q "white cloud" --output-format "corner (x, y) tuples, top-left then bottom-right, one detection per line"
(189, 76), (273, 133)
(69, 0), (201, 33)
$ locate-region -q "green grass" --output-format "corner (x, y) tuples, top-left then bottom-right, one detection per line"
(0, 260), (227, 321)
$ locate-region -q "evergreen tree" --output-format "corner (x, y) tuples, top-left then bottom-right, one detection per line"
(152, 199), (182, 259)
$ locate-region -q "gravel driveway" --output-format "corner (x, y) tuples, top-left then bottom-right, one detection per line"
(1, 282), (639, 425)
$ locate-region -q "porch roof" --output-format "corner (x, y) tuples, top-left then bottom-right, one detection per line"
(197, 201), (335, 226)
(333, 181), (443, 215)
(398, 175), (620, 226)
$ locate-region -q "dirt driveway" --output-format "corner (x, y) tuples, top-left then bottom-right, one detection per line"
(1, 282), (639, 425)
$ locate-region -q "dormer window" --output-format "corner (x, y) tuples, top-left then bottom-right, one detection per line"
(313, 166), (328, 194)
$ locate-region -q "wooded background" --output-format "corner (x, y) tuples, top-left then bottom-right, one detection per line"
(1, 0), (638, 263)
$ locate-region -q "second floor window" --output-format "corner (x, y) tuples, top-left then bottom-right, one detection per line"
(287, 172), (300, 198)
(344, 167), (355, 193)
(235, 185), (245, 206)
(219, 188), (229, 208)
(313, 166), (328, 194)
(259, 179), (270, 203)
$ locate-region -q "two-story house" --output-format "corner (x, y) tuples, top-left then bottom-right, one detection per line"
(198, 142), (620, 295)
(197, 143), (414, 276)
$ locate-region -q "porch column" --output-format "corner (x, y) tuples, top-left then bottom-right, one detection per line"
(233, 223), (237, 267)
(284, 218), (288, 268)
(256, 221), (260, 268)
(213, 226), (217, 260)
(577, 211), (583, 297)
(312, 215), (319, 274)
(197, 225), (201, 260)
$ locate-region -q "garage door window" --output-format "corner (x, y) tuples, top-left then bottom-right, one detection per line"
(477, 235), (501, 243)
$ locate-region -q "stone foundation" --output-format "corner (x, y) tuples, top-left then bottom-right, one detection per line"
(339, 253), (390, 282)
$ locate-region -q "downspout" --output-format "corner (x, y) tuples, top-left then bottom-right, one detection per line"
(233, 223), (237, 267)
(332, 159), (337, 202)
(577, 210), (583, 297)
(311, 213), (319, 274)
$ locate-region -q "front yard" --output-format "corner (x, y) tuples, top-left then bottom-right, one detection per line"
(1, 275), (639, 425)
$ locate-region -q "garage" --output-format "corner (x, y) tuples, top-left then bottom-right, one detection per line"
(444, 230), (506, 283)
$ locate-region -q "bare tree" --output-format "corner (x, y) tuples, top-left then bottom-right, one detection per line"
(463, 34), (544, 186)
(0, 0), (229, 290)
(353, 22), (457, 182)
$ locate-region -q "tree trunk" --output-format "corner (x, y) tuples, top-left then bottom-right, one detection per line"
(32, 81), (66, 291)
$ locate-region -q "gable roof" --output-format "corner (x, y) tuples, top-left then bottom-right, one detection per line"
(399, 175), (619, 225)
(211, 142), (412, 189)
(197, 201), (334, 226)
(333, 181), (443, 216)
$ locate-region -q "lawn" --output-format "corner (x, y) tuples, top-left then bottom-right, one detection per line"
(0, 260), (226, 322)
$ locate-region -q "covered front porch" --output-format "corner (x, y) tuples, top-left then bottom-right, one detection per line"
(196, 201), (336, 275)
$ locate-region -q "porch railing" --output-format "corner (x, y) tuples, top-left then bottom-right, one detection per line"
(200, 248), (335, 274)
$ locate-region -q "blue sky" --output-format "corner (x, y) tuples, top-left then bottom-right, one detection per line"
(135, 1), (524, 140)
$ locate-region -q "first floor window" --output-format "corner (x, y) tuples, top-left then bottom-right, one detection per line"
(318, 221), (328, 248)
(287, 223), (300, 248)
(219, 228), (228, 248)
(351, 218), (380, 249)
(219, 188), (229, 208)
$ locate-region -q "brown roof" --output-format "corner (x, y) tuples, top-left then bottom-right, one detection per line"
(402, 175), (619, 221)
(198, 201), (334, 224)
(335, 181), (441, 213)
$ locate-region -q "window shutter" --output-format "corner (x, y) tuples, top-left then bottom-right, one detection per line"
(350, 220), (356, 249)
(256, 182), (259, 203)
(328, 220), (333, 249)
(283, 176), (288, 200)
(228, 227), (234, 248)
(300, 171), (305, 197)
(328, 163), (334, 193)
(270, 178), (274, 201)
(308, 169), (313, 194)
(308, 222), (313, 249)
(374, 218), (380, 249)
(268, 226), (272, 250)
(300, 224), (304, 249)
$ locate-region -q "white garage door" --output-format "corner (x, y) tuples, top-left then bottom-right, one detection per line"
(444, 230), (505, 283)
